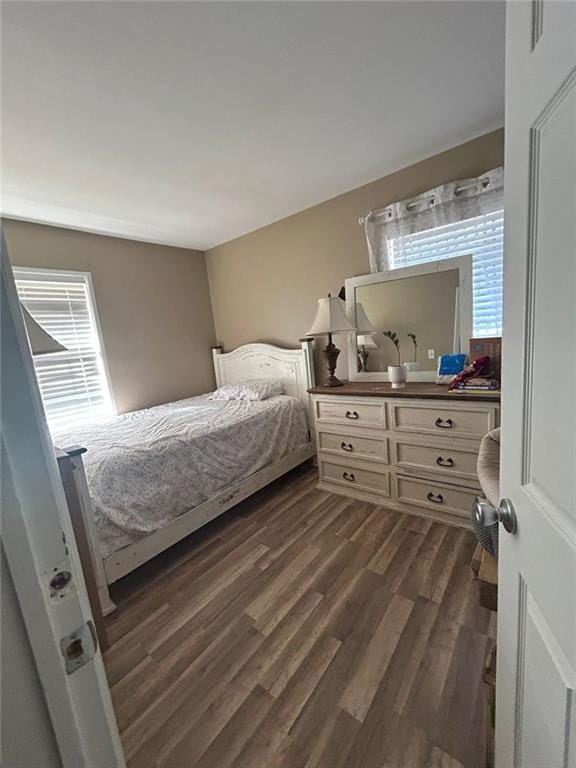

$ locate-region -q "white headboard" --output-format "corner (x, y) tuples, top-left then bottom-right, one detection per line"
(212, 340), (315, 413)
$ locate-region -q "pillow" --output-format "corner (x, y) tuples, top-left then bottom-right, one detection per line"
(208, 378), (285, 401)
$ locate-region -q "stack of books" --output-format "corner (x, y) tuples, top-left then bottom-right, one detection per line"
(452, 376), (500, 392)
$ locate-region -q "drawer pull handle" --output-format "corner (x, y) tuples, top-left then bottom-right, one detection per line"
(341, 442), (354, 452)
(345, 410), (359, 420)
(436, 456), (454, 467)
(342, 471), (356, 482)
(435, 417), (454, 429)
(427, 492), (444, 504)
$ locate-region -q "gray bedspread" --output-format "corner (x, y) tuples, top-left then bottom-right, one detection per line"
(55, 394), (308, 557)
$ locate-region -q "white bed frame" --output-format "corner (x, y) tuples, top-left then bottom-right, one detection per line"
(61, 340), (315, 615)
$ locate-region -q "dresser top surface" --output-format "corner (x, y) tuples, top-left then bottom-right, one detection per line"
(308, 381), (500, 403)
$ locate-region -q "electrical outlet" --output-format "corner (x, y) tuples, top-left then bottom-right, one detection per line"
(427, 348), (435, 360)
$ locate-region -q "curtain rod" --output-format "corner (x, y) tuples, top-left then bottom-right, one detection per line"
(358, 175), (492, 226)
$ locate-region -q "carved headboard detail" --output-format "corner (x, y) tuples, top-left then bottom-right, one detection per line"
(212, 341), (315, 415)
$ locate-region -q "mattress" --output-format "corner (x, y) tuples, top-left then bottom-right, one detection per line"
(54, 394), (309, 557)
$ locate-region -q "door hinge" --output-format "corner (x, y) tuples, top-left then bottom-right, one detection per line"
(60, 620), (98, 675)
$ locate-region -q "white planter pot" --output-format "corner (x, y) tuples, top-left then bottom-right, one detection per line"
(388, 364), (407, 389)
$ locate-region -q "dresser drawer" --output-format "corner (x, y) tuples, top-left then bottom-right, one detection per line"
(320, 459), (390, 497)
(390, 403), (496, 439)
(395, 439), (479, 482)
(317, 430), (388, 463)
(396, 476), (479, 520)
(315, 399), (386, 428)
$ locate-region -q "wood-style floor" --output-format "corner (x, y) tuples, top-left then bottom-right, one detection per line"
(104, 465), (495, 768)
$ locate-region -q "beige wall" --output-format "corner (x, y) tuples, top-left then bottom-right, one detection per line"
(206, 129), (504, 378)
(3, 220), (216, 413)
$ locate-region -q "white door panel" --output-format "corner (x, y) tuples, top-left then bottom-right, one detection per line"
(528, 76), (575, 525)
(498, 1), (576, 766)
(519, 591), (575, 768)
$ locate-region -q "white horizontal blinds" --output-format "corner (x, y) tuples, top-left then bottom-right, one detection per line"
(388, 210), (504, 337)
(15, 269), (114, 432)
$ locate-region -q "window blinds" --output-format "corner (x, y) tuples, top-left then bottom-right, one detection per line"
(15, 269), (114, 433)
(388, 210), (504, 338)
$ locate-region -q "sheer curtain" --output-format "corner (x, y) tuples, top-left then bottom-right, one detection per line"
(362, 167), (504, 272)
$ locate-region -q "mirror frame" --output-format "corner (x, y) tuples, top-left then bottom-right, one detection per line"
(345, 255), (473, 382)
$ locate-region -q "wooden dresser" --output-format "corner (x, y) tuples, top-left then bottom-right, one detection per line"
(308, 382), (500, 528)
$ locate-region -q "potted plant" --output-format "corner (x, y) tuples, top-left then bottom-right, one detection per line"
(383, 330), (407, 388)
(405, 332), (421, 372)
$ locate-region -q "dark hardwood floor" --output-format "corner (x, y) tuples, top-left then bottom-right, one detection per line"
(104, 465), (495, 768)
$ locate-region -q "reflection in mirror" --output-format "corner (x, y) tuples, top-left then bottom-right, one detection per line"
(355, 269), (459, 373)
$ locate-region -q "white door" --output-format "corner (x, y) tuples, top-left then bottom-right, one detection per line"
(497, 2), (576, 766)
(1, 237), (125, 767)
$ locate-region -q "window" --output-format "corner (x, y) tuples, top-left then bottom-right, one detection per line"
(363, 167), (504, 338)
(14, 268), (114, 433)
(387, 210), (504, 338)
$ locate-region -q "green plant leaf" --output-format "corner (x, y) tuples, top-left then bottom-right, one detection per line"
(383, 329), (401, 364)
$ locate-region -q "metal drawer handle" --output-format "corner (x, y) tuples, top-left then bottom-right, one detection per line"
(436, 456), (454, 467)
(341, 442), (354, 452)
(435, 417), (454, 429)
(345, 410), (359, 420)
(427, 491), (444, 504)
(342, 471), (356, 482)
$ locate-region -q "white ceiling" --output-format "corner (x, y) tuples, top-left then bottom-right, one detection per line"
(2, 1), (505, 250)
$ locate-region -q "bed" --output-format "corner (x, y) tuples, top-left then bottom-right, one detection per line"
(57, 341), (315, 614)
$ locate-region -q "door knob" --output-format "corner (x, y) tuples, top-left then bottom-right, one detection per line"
(473, 497), (517, 534)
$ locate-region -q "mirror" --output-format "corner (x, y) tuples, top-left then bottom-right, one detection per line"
(356, 270), (458, 372)
(345, 256), (472, 382)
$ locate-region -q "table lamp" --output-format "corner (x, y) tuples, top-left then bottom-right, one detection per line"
(357, 334), (378, 372)
(354, 302), (377, 372)
(306, 295), (356, 386)
(354, 303), (377, 335)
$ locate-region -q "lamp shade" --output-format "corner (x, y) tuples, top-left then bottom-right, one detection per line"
(355, 303), (377, 334)
(21, 305), (66, 355)
(357, 334), (378, 349)
(306, 296), (356, 336)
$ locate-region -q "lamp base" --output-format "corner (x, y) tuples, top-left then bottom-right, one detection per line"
(358, 348), (369, 373)
(322, 339), (343, 387)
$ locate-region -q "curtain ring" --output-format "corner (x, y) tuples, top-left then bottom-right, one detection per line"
(405, 195), (434, 212)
